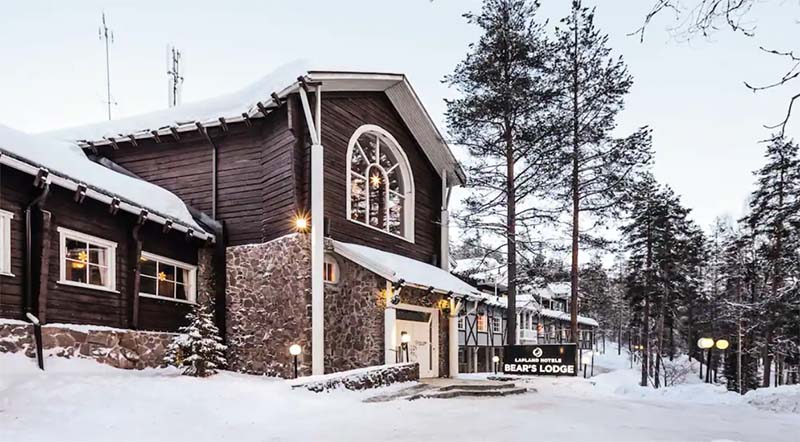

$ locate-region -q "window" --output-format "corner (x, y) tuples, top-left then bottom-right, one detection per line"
(0, 209), (13, 275)
(476, 314), (487, 332)
(491, 316), (502, 334)
(58, 227), (117, 292)
(323, 255), (339, 284)
(457, 316), (465, 330)
(346, 125), (415, 241)
(139, 252), (197, 303)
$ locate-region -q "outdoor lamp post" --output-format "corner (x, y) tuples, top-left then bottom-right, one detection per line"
(714, 339), (729, 383)
(697, 337), (715, 383)
(400, 332), (411, 363)
(492, 355), (500, 375)
(289, 344), (302, 379)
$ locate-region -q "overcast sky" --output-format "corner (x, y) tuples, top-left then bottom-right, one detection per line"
(1, 0), (797, 234)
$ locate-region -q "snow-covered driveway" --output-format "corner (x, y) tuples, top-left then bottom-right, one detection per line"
(1, 353), (797, 442)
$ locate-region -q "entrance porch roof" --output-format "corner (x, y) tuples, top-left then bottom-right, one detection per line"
(331, 241), (480, 298)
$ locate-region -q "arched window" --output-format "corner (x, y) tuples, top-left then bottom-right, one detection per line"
(346, 125), (414, 241)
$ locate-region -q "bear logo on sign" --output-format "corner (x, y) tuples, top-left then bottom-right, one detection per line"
(532, 347), (543, 358)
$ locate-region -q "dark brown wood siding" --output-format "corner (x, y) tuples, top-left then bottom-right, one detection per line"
(0, 166), (29, 319)
(0, 165), (200, 332)
(318, 92), (443, 263)
(97, 108), (301, 246)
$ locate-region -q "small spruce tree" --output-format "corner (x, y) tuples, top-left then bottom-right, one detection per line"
(166, 301), (227, 377)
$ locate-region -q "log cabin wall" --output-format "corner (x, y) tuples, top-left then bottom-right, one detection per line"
(316, 91), (443, 264)
(97, 107), (302, 246)
(0, 165), (201, 332)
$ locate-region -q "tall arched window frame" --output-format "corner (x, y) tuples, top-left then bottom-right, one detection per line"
(346, 124), (415, 242)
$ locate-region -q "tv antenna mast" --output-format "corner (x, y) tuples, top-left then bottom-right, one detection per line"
(166, 45), (184, 107)
(98, 12), (115, 120)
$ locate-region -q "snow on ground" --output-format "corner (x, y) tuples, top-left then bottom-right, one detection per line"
(1, 350), (799, 442)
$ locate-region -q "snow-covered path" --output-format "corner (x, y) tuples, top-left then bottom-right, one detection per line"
(1, 353), (797, 442)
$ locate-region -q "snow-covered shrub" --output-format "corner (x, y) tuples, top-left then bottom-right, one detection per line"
(165, 301), (227, 377)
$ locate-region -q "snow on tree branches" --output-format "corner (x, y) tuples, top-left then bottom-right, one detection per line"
(165, 301), (227, 377)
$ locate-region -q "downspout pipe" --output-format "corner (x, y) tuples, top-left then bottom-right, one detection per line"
(196, 122), (217, 220)
(24, 182), (50, 318)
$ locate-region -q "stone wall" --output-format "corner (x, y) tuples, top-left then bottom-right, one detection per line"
(323, 253), (385, 373)
(0, 320), (173, 369)
(226, 233), (312, 377)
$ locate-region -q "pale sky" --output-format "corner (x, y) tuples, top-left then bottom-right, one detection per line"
(1, 0), (798, 234)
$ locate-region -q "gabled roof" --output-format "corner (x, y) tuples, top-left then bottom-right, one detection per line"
(44, 61), (466, 187)
(0, 124), (211, 241)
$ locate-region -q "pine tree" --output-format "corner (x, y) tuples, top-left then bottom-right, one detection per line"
(551, 0), (652, 346)
(742, 135), (800, 386)
(166, 301), (227, 377)
(446, 0), (562, 345)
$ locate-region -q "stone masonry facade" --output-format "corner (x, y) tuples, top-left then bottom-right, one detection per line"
(226, 233), (312, 377)
(323, 251), (385, 373)
(0, 320), (174, 369)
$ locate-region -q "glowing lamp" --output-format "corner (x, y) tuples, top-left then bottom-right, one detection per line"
(697, 337), (714, 350)
(289, 344), (302, 356)
(400, 331), (411, 344)
(492, 355), (500, 363)
(370, 174), (382, 188)
(715, 339), (729, 350)
(293, 215), (309, 232)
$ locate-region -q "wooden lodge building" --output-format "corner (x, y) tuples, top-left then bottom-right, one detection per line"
(0, 61), (491, 378)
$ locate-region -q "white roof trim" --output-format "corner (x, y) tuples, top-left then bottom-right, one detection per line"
(332, 241), (480, 297)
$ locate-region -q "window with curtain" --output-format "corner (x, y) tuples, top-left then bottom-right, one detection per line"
(139, 252), (197, 303)
(347, 125), (414, 241)
(58, 227), (116, 291)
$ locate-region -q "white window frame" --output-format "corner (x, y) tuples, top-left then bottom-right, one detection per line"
(345, 124), (415, 243)
(491, 316), (502, 334)
(57, 227), (117, 293)
(138, 252), (197, 304)
(0, 209), (14, 276)
(323, 254), (339, 284)
(476, 314), (487, 333)
(457, 315), (465, 330)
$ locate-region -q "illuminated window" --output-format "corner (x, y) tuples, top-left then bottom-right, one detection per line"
(0, 209), (13, 275)
(347, 125), (415, 241)
(323, 255), (339, 284)
(476, 314), (487, 332)
(58, 227), (116, 292)
(491, 316), (502, 334)
(139, 252), (197, 303)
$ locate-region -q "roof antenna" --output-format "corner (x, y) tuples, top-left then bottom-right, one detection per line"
(166, 45), (184, 107)
(98, 11), (115, 120)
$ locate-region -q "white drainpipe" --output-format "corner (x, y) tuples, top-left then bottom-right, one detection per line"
(299, 83), (325, 376)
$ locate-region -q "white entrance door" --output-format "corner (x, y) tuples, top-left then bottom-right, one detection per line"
(396, 316), (435, 378)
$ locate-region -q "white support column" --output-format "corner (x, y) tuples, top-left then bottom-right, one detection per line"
(384, 282), (396, 364)
(449, 299), (460, 378)
(300, 83), (325, 376)
(440, 170), (450, 271)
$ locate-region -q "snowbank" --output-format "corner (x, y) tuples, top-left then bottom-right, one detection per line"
(746, 385), (800, 414)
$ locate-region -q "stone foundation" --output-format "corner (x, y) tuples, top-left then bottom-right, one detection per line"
(226, 233), (312, 377)
(0, 320), (174, 369)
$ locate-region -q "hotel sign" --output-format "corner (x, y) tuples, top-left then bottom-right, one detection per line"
(503, 344), (577, 376)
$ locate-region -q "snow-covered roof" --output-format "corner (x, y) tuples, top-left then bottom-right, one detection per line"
(332, 241), (480, 297)
(538, 308), (599, 327)
(548, 282), (572, 297)
(44, 61), (466, 186)
(453, 257), (509, 288)
(0, 124), (210, 240)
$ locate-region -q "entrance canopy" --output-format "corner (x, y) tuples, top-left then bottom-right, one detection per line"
(332, 241), (480, 298)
